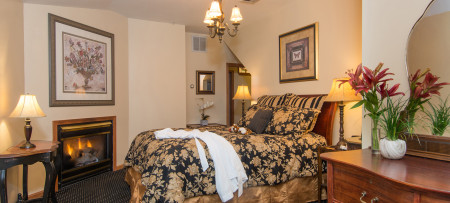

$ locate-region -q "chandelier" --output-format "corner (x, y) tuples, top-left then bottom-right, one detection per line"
(203, 0), (243, 42)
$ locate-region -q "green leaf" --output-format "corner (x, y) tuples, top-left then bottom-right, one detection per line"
(351, 100), (365, 109)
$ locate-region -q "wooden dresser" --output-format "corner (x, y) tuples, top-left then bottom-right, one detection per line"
(321, 149), (450, 203)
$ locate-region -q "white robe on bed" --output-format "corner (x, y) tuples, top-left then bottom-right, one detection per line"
(154, 128), (248, 202)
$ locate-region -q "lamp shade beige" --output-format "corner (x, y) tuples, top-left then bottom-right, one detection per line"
(10, 94), (46, 118)
(325, 78), (362, 102)
(233, 85), (252, 100)
(230, 6), (243, 23)
(208, 0), (222, 18)
(203, 10), (213, 24)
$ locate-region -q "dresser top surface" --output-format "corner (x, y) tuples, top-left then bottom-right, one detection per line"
(321, 149), (450, 195)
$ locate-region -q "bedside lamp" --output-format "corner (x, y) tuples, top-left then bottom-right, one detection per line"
(233, 85), (252, 119)
(325, 78), (361, 150)
(10, 94), (46, 149)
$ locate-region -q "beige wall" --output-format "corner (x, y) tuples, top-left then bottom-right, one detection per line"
(128, 19), (186, 141)
(0, 0), (25, 201)
(23, 3), (129, 195)
(185, 33), (227, 125)
(227, 0), (363, 144)
(362, 0), (431, 147)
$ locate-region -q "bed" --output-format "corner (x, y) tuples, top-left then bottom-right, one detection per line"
(124, 94), (337, 202)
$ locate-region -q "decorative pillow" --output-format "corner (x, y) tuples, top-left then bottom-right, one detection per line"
(256, 94), (292, 107)
(283, 95), (327, 110)
(247, 109), (273, 134)
(265, 107), (321, 136)
(237, 105), (272, 127)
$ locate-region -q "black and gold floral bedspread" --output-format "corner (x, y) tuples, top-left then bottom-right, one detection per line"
(124, 128), (326, 202)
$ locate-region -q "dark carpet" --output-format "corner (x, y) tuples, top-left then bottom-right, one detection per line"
(56, 169), (131, 203)
(54, 169), (326, 203)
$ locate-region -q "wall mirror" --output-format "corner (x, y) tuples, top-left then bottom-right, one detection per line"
(196, 71), (215, 95)
(405, 0), (450, 161)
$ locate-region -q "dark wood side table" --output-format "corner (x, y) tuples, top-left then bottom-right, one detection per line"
(186, 123), (227, 129)
(0, 140), (59, 203)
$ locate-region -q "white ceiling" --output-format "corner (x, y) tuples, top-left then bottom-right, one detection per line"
(23, 0), (284, 34)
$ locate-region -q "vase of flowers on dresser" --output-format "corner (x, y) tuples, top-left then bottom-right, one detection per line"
(341, 63), (404, 154)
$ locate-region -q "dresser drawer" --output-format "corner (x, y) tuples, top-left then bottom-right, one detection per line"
(332, 163), (414, 203)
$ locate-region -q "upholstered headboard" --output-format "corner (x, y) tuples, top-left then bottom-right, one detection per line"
(301, 94), (337, 146)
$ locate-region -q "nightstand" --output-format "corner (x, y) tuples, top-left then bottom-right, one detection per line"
(0, 140), (59, 203)
(347, 135), (362, 150)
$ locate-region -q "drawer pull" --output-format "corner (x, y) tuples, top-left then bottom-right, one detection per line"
(371, 197), (379, 203)
(360, 191), (367, 203)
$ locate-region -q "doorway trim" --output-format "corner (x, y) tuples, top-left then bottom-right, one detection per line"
(226, 63), (249, 126)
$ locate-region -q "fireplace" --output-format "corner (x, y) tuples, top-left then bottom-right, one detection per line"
(53, 116), (116, 188)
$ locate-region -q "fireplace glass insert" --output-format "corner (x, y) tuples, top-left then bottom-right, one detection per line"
(57, 121), (113, 187)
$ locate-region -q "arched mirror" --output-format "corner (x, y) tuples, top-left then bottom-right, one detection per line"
(406, 0), (450, 161)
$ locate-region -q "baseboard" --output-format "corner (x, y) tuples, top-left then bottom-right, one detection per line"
(114, 164), (124, 171)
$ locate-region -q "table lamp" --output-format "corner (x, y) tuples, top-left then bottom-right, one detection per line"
(9, 94), (46, 149)
(233, 85), (252, 119)
(325, 78), (361, 150)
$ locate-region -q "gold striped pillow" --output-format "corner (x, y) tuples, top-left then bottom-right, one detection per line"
(283, 95), (327, 110)
(257, 94), (291, 107)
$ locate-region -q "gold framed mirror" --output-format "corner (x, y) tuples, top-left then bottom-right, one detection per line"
(196, 71), (215, 95)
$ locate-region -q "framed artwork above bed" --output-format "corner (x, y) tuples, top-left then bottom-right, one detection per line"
(49, 14), (115, 106)
(279, 23), (318, 83)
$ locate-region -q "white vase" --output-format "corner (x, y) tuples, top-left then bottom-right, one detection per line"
(380, 138), (406, 159)
(200, 120), (208, 126)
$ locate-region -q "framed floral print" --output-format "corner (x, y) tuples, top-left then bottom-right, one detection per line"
(49, 14), (115, 106)
(279, 23), (318, 83)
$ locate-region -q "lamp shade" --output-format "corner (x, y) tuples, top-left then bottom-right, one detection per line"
(233, 85), (252, 100)
(204, 10), (214, 24)
(230, 6), (243, 23)
(209, 0), (222, 18)
(325, 78), (362, 102)
(10, 94), (46, 118)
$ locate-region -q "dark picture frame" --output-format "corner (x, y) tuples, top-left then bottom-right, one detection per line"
(279, 23), (318, 83)
(196, 71), (215, 95)
(49, 14), (115, 106)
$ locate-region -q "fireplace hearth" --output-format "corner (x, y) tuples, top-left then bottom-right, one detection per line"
(53, 117), (115, 188)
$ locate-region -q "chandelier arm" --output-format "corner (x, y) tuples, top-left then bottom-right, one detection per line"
(225, 23), (239, 37)
(209, 27), (217, 38)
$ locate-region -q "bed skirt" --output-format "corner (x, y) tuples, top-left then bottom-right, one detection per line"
(125, 167), (327, 203)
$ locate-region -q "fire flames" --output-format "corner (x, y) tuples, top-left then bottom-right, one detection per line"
(67, 144), (73, 156)
(63, 137), (102, 169)
(66, 138), (94, 158)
